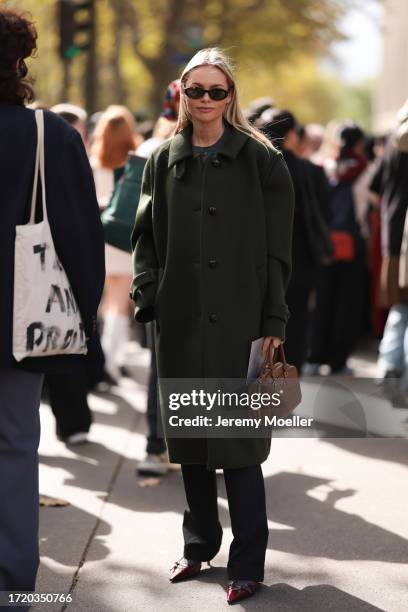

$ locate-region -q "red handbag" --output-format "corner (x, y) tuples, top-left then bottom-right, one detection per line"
(249, 344), (302, 418)
(330, 231), (354, 262)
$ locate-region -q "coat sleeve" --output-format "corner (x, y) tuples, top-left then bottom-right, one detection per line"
(47, 127), (105, 338)
(261, 152), (295, 341)
(130, 155), (159, 323)
(369, 157), (385, 196)
(381, 149), (408, 257)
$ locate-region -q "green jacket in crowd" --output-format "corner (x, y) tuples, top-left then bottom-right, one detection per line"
(131, 121), (295, 469)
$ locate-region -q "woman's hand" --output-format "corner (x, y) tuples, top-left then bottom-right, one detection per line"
(262, 335), (282, 358)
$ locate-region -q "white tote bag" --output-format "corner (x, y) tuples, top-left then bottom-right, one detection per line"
(13, 110), (88, 361)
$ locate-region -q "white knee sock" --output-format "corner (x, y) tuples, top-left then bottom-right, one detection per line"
(102, 313), (129, 377)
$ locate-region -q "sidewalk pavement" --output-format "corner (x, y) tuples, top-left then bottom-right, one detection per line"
(34, 342), (408, 612)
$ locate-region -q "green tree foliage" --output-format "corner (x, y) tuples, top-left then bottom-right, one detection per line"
(238, 57), (374, 129)
(4, 0), (362, 122)
(335, 80), (374, 131)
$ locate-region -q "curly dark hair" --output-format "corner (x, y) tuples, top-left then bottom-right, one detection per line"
(0, 8), (37, 105)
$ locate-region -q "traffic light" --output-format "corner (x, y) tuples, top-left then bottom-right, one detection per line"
(58, 0), (94, 60)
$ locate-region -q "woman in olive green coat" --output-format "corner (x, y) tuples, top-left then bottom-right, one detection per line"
(131, 48), (294, 604)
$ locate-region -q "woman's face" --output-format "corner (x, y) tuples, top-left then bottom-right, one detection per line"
(183, 65), (232, 124)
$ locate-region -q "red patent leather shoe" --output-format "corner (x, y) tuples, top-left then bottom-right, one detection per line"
(169, 558), (202, 583)
(227, 580), (258, 604)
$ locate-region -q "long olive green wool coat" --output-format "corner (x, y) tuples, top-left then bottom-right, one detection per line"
(131, 121), (294, 469)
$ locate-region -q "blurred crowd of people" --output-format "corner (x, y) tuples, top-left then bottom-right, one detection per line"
(2, 6), (408, 598)
(29, 81), (408, 473)
(5, 6), (408, 601)
(250, 97), (408, 413)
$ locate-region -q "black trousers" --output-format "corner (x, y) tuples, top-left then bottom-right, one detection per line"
(181, 464), (269, 582)
(308, 255), (365, 370)
(45, 370), (92, 438)
(146, 323), (166, 455)
(284, 286), (311, 372)
(0, 368), (42, 596)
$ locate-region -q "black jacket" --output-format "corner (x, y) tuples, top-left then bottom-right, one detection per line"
(305, 159), (331, 223)
(282, 150), (332, 288)
(370, 137), (408, 256)
(0, 103), (105, 372)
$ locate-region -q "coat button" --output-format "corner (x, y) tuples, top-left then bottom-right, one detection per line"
(208, 259), (218, 268)
(211, 157), (221, 167)
(208, 206), (217, 215)
(209, 313), (218, 323)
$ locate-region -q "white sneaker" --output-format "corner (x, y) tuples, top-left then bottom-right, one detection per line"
(137, 452), (170, 476)
(65, 432), (89, 445)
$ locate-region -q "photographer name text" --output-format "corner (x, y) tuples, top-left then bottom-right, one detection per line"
(168, 415), (313, 429)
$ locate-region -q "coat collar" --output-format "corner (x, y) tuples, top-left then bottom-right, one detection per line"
(168, 121), (250, 168)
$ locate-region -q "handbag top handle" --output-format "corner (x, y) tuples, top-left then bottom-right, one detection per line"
(29, 110), (48, 225)
(261, 342), (288, 372)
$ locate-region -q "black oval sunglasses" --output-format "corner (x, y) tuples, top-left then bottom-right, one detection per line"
(183, 85), (232, 101)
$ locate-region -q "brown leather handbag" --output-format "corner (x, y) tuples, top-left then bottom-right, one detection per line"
(249, 344), (302, 418)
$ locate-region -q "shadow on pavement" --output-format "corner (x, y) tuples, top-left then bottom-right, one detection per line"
(323, 437), (408, 466)
(199, 572), (385, 611)
(64, 561), (385, 612)
(40, 446), (408, 565)
(36, 502), (111, 608)
(39, 502), (110, 566)
(256, 471), (408, 563)
(88, 388), (146, 430)
(256, 583), (385, 611)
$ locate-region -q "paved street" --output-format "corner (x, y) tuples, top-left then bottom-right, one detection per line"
(34, 342), (408, 612)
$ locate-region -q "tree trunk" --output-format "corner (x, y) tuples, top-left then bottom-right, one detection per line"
(149, 58), (177, 118)
(123, 0), (188, 118)
(109, 0), (127, 105)
(61, 57), (71, 101)
(84, 0), (97, 113)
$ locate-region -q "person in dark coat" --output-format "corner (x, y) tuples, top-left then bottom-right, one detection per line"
(261, 109), (333, 372)
(296, 124), (332, 224)
(131, 48), (294, 604)
(306, 123), (368, 374)
(0, 8), (105, 596)
(43, 104), (104, 445)
(370, 126), (408, 406)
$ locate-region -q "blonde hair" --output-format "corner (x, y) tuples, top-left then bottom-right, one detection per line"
(174, 47), (275, 151)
